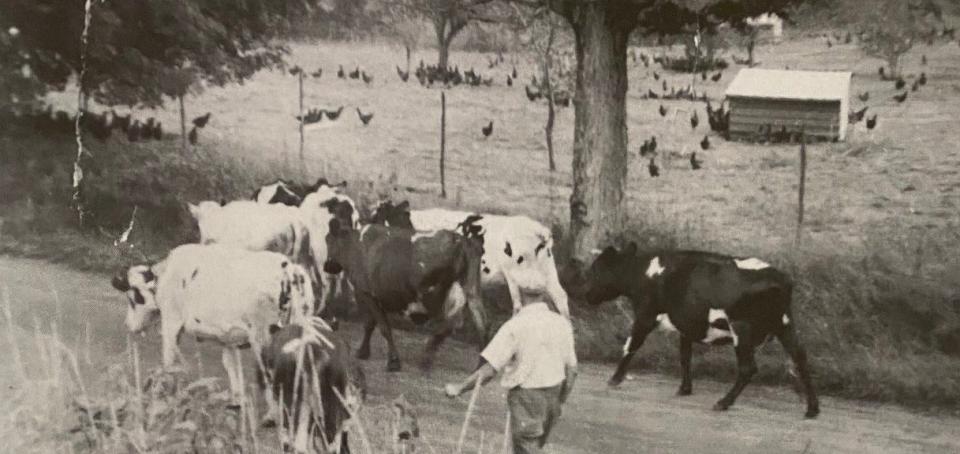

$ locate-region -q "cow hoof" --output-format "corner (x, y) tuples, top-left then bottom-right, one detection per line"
(676, 387), (692, 396)
(712, 401), (730, 412)
(805, 407), (820, 419)
(607, 377), (623, 388)
(387, 359), (402, 372)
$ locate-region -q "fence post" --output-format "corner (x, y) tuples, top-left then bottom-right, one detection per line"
(440, 91), (447, 199)
(796, 127), (807, 247)
(298, 70), (305, 178)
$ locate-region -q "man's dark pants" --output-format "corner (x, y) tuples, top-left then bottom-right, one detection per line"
(507, 384), (563, 454)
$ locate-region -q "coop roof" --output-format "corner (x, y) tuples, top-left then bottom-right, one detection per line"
(725, 68), (851, 102)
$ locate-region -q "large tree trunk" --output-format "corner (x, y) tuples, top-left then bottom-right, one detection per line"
(565, 2), (634, 262)
(433, 16), (466, 71)
(544, 24), (557, 172)
(438, 37), (451, 70)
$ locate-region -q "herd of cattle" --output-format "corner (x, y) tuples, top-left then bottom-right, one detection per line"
(109, 177), (820, 453)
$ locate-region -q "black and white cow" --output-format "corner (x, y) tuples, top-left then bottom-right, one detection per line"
(259, 322), (366, 454)
(323, 199), (488, 372)
(371, 201), (569, 318)
(252, 178), (349, 207)
(578, 243), (819, 418)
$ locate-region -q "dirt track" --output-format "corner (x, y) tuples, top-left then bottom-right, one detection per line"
(2, 255), (959, 453)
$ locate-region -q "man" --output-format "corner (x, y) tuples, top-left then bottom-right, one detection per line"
(444, 287), (578, 454)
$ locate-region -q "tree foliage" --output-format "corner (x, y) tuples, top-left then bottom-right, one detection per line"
(839, 0), (945, 77)
(388, 0), (509, 68)
(0, 0), (315, 109)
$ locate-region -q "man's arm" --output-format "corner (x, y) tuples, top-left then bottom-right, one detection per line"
(560, 319), (578, 404)
(560, 364), (578, 404)
(445, 361), (498, 397)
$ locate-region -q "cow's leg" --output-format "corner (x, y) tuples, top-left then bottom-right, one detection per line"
(222, 348), (243, 409)
(503, 273), (523, 315)
(160, 317), (184, 368)
(609, 316), (658, 387)
(777, 323), (820, 418)
(714, 323), (757, 412)
(375, 313), (402, 372)
(544, 263), (570, 318)
(677, 335), (693, 396)
(356, 317), (376, 360)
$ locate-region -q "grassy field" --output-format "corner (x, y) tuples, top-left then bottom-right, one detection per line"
(3, 29), (960, 412)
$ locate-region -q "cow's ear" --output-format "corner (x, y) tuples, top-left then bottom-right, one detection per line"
(111, 275), (130, 292)
(623, 242), (638, 257)
(315, 177), (329, 187)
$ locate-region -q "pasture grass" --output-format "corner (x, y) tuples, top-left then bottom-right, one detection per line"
(2, 31), (960, 414)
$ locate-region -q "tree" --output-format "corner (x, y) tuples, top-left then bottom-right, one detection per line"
(392, 0), (504, 69)
(840, 0), (944, 78)
(507, 0), (806, 261)
(390, 15), (426, 73)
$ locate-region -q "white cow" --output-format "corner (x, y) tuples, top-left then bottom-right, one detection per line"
(373, 203), (570, 317)
(110, 244), (316, 406)
(188, 200), (320, 309)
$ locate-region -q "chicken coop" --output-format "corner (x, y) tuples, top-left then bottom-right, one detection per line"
(725, 69), (852, 142)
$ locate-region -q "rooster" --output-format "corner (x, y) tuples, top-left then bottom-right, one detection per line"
(858, 91), (870, 102)
(646, 89), (659, 99)
(507, 75), (513, 87)
(525, 85), (541, 101)
(848, 106), (868, 124)
(192, 112), (212, 128)
(658, 104), (667, 117)
(895, 77), (906, 90)
(361, 71), (373, 84)
(481, 121), (493, 138)
(922, 54), (927, 66)
(349, 67), (360, 79)
(337, 65), (345, 79)
(357, 108), (374, 126)
(690, 110), (699, 129)
(653, 71), (660, 81)
(512, 66), (518, 79)
(397, 66), (409, 82)
(711, 71), (722, 82)
(919, 72), (927, 86)
(662, 80), (668, 91)
(289, 66), (302, 76)
(648, 158), (659, 177)
(878, 66), (886, 79)
(700, 135), (710, 151)
(311, 68), (323, 78)
(690, 152), (703, 170)
(893, 91), (908, 103)
(188, 126), (198, 145)
(325, 106), (344, 121)
(866, 114), (877, 130)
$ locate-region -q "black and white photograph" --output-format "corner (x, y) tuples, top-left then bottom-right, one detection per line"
(1, 0), (959, 452)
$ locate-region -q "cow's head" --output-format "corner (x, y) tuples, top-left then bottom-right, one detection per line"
(111, 264), (161, 333)
(581, 242), (637, 306)
(187, 200), (222, 222)
(369, 200), (413, 228)
(322, 199), (361, 276)
(254, 181), (302, 206)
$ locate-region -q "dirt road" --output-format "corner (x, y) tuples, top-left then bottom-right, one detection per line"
(2, 255), (959, 453)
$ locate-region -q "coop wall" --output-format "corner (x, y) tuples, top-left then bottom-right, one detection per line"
(728, 97), (844, 141)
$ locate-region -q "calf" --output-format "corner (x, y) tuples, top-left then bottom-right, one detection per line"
(579, 243), (819, 418)
(259, 322), (366, 454)
(252, 178), (349, 206)
(371, 201), (569, 318)
(110, 244), (316, 409)
(324, 199), (488, 371)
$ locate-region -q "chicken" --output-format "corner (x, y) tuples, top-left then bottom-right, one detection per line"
(296, 108), (325, 125)
(512, 66), (518, 79)
(481, 120), (493, 138)
(858, 91), (870, 102)
(895, 77), (906, 90)
(700, 135), (710, 151)
(662, 80), (668, 91)
(866, 114), (877, 130)
(922, 54), (927, 65)
(188, 126), (198, 145)
(289, 66), (302, 76)
(919, 72), (927, 86)
(848, 106), (868, 124)
(349, 67), (360, 79)
(397, 66), (410, 82)
(648, 158), (659, 177)
(192, 112), (212, 128)
(525, 85), (541, 102)
(690, 110), (699, 129)
(879, 66), (886, 79)
(690, 152), (703, 170)
(653, 71), (660, 80)
(356, 108), (374, 126)
(507, 75), (513, 86)
(337, 65), (345, 79)
(701, 71), (707, 81)
(361, 71), (373, 84)
(893, 91), (908, 103)
(658, 104), (667, 117)
(311, 68), (323, 79)
(912, 80), (920, 92)
(711, 72), (722, 82)
(325, 106), (344, 121)
(647, 89), (659, 99)
(826, 39), (832, 48)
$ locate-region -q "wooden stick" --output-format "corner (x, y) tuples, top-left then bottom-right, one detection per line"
(796, 128), (807, 247)
(440, 91), (447, 198)
(298, 71), (305, 178)
(456, 375), (482, 454)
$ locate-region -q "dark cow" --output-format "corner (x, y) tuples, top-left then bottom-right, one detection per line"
(323, 199), (488, 372)
(252, 178), (348, 206)
(578, 243), (819, 418)
(259, 322), (366, 454)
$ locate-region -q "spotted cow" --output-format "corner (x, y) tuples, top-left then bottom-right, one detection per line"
(577, 243), (819, 418)
(252, 178), (349, 207)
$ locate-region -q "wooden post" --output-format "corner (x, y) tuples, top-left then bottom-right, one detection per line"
(440, 91), (447, 198)
(796, 128), (807, 246)
(179, 95), (187, 153)
(298, 71), (305, 176)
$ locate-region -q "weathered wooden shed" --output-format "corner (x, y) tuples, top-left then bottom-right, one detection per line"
(725, 69), (852, 141)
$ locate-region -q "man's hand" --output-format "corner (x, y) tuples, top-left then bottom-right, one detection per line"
(444, 383), (461, 398)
